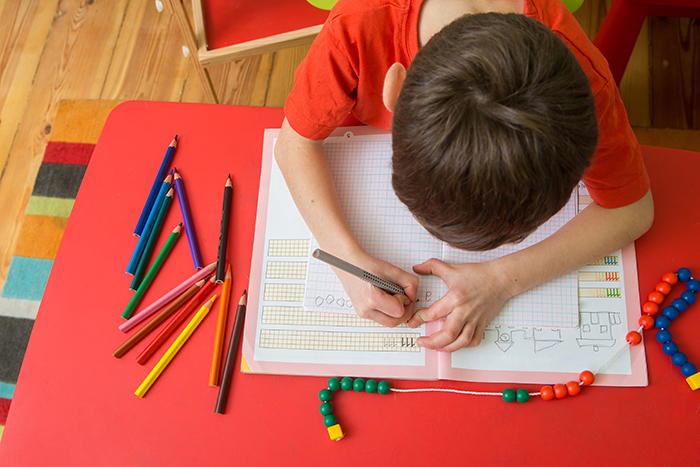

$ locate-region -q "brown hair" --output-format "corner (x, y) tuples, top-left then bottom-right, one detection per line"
(391, 13), (598, 251)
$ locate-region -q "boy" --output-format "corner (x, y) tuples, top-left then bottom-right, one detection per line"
(274, 0), (653, 352)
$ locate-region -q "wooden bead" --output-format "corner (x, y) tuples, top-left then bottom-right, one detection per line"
(377, 381), (391, 395)
(661, 272), (679, 286)
(579, 370), (595, 386)
(626, 331), (642, 346)
(319, 389), (333, 402)
(642, 302), (659, 315)
(639, 315), (655, 330)
(502, 388), (516, 403)
(655, 281), (672, 295)
(340, 377), (354, 391)
(327, 377), (341, 392)
(540, 386), (555, 401)
(566, 381), (582, 396)
(516, 389), (529, 403)
(553, 383), (568, 399)
(677, 268), (691, 282)
(648, 291), (665, 304)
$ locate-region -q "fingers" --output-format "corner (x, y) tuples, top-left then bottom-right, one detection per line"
(416, 318), (486, 352)
(407, 298), (452, 328)
(413, 258), (451, 278)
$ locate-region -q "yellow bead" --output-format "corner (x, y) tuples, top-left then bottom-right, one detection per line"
(686, 371), (700, 391)
(327, 423), (345, 441)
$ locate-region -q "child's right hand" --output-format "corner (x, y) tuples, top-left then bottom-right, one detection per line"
(332, 251), (419, 327)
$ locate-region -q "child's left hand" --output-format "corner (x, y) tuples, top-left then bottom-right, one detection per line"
(407, 258), (515, 352)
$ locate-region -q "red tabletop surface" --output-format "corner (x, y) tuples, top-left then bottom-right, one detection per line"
(0, 101), (698, 466)
(202, 0), (330, 50)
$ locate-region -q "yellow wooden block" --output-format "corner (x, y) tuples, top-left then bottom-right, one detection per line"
(327, 424), (345, 441)
(686, 371), (700, 391)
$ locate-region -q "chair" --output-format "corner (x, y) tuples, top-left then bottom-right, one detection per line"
(593, 0), (700, 85)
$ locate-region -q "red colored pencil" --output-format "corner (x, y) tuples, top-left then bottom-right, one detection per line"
(136, 275), (217, 365)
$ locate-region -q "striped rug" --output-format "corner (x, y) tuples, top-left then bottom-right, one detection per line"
(0, 100), (120, 442)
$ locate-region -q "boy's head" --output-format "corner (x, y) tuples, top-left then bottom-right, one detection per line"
(389, 13), (598, 251)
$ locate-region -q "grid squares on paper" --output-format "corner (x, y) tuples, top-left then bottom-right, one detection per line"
(261, 306), (407, 327)
(266, 262), (307, 280)
(259, 329), (420, 352)
(263, 284), (305, 302)
(268, 239), (310, 257)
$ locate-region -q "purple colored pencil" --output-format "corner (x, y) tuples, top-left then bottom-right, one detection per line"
(173, 168), (203, 270)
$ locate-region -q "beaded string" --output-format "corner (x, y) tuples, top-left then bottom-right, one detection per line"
(317, 268), (700, 441)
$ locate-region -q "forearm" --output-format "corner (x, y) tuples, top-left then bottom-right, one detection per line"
(495, 190), (654, 297)
(275, 119), (363, 257)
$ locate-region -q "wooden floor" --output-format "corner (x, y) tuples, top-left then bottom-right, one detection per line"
(0, 0), (698, 292)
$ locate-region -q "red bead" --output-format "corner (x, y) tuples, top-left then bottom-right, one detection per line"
(661, 272), (679, 286)
(540, 386), (555, 401)
(642, 302), (659, 315)
(639, 314), (655, 330)
(626, 330), (642, 346)
(647, 291), (665, 304)
(566, 381), (581, 396)
(655, 282), (672, 295)
(553, 383), (568, 399)
(579, 370), (595, 386)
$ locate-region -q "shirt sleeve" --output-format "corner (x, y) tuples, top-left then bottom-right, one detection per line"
(582, 78), (650, 208)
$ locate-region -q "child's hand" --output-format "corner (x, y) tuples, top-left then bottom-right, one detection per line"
(407, 258), (514, 352)
(333, 253), (419, 327)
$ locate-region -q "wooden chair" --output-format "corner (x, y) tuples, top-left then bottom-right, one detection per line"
(161, 0), (331, 104)
(593, 0), (700, 85)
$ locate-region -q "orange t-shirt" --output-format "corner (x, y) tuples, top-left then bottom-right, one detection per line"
(284, 0), (650, 208)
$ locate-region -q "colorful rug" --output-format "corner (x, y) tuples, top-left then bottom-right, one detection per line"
(0, 99), (120, 442)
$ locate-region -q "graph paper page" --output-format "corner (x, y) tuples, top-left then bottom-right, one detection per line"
(304, 134), (579, 328)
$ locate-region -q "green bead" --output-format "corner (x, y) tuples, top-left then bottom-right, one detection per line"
(327, 377), (341, 392)
(319, 402), (334, 416)
(377, 380), (390, 395)
(353, 378), (366, 392)
(319, 388), (333, 402)
(516, 388), (529, 403)
(365, 379), (378, 394)
(323, 414), (338, 427)
(502, 388), (516, 403)
(341, 377), (354, 391)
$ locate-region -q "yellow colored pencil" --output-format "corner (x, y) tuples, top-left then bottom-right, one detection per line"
(135, 295), (217, 398)
(209, 265), (232, 386)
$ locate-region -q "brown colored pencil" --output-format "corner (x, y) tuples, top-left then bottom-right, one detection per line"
(215, 289), (246, 414)
(215, 175), (232, 283)
(112, 279), (205, 359)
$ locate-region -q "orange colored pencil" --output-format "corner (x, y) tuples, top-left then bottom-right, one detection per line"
(136, 275), (217, 365)
(209, 265), (232, 386)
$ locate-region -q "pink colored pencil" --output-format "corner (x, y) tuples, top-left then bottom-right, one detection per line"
(119, 262), (216, 333)
(136, 276), (218, 365)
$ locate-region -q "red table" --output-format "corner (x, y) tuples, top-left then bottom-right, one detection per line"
(0, 101), (698, 466)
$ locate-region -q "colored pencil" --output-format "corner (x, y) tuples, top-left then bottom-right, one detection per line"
(209, 265), (232, 386)
(112, 279), (204, 359)
(173, 168), (203, 270)
(130, 187), (174, 291)
(215, 175), (233, 283)
(136, 276), (217, 365)
(127, 173), (172, 275)
(134, 135), (177, 237)
(135, 295), (216, 398)
(122, 223), (182, 319)
(119, 262), (216, 333)
(215, 290), (246, 414)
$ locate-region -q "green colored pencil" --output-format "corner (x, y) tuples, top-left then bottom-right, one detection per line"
(122, 223), (182, 319)
(130, 188), (174, 291)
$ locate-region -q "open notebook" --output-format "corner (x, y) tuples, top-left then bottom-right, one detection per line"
(242, 127), (647, 386)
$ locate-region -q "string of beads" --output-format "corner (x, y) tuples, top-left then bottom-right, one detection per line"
(318, 268), (700, 441)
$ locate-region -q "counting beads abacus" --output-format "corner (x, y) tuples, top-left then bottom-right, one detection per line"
(639, 267), (700, 389)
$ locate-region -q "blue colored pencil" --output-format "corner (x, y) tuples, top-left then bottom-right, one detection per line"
(133, 135), (178, 237)
(127, 173), (172, 275)
(173, 168), (203, 270)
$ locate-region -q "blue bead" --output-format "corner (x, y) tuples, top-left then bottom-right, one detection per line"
(671, 352), (688, 367)
(681, 362), (698, 377)
(663, 341), (679, 356)
(681, 290), (697, 305)
(677, 268), (692, 282)
(687, 279), (700, 292)
(662, 306), (679, 321)
(672, 298), (688, 313)
(655, 315), (671, 330)
(656, 330), (672, 344)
